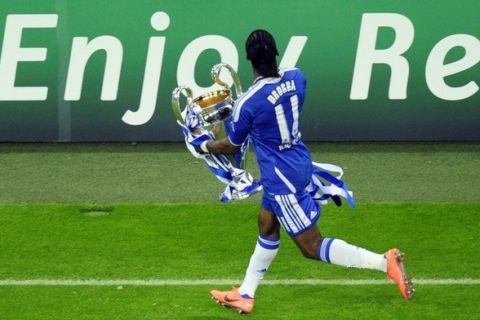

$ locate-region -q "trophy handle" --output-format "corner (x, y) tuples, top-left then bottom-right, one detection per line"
(171, 86), (194, 124)
(211, 63), (243, 99)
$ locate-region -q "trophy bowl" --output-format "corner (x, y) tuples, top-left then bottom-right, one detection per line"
(191, 89), (233, 125)
(172, 63), (242, 126)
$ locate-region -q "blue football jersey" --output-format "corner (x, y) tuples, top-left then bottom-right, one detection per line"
(228, 68), (312, 195)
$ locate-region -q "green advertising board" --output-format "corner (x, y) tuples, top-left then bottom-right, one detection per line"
(0, 0), (479, 141)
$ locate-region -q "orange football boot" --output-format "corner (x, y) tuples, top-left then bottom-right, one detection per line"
(385, 248), (415, 300)
(210, 288), (255, 314)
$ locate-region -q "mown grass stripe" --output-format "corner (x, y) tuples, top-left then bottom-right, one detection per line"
(1, 278), (479, 286)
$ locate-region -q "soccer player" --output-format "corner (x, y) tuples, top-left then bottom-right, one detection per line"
(191, 29), (414, 314)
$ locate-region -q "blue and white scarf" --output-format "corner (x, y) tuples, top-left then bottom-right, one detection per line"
(177, 121), (263, 202)
(307, 162), (356, 208)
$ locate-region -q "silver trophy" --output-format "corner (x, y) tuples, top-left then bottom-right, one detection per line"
(171, 63), (261, 201)
(172, 63), (243, 128)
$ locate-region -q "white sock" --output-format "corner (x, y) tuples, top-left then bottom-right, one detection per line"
(318, 238), (387, 272)
(238, 235), (280, 298)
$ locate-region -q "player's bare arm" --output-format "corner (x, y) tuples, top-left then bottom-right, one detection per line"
(199, 137), (240, 154)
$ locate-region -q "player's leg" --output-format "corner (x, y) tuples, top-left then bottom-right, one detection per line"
(292, 225), (387, 271)
(292, 225), (414, 300)
(210, 207), (280, 313)
(275, 191), (413, 300)
(238, 207), (281, 298)
(274, 191), (387, 269)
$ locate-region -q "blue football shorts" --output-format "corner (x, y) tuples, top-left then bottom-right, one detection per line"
(262, 191), (321, 237)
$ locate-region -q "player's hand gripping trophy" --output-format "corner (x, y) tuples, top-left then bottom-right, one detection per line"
(172, 63), (262, 202)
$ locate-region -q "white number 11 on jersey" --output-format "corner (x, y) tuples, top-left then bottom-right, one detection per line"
(274, 94), (299, 146)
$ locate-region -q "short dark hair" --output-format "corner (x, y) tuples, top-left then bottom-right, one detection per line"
(245, 29), (280, 78)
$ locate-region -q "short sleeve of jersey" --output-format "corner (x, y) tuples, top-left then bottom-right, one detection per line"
(228, 102), (253, 146)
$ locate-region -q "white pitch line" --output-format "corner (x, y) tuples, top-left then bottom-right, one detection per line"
(0, 278), (479, 286)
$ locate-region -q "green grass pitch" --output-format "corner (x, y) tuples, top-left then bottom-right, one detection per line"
(0, 143), (479, 319)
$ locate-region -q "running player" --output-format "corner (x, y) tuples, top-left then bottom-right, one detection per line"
(190, 29), (414, 314)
